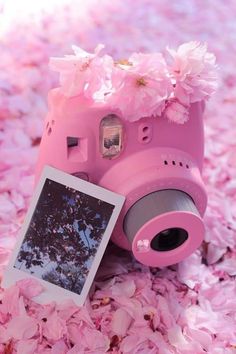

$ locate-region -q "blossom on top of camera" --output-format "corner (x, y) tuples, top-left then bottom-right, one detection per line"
(165, 99), (189, 124)
(49, 44), (112, 99)
(108, 52), (173, 121)
(49, 42), (218, 123)
(167, 41), (218, 105)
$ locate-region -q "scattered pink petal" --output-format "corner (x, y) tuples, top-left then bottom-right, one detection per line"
(51, 340), (68, 354)
(56, 299), (79, 321)
(1, 285), (20, 316)
(112, 279), (136, 298)
(83, 327), (110, 352)
(42, 312), (66, 342)
(16, 278), (44, 299)
(111, 308), (132, 336)
(215, 257), (236, 276)
(6, 315), (38, 340)
(0, 326), (9, 344)
(185, 327), (212, 351)
(16, 339), (38, 354)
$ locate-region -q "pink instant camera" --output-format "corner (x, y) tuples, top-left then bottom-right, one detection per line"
(35, 91), (207, 267)
(36, 42), (217, 267)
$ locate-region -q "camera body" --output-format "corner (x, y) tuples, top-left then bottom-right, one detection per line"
(35, 88), (207, 267)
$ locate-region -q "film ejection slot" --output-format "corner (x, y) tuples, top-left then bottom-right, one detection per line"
(99, 114), (124, 159)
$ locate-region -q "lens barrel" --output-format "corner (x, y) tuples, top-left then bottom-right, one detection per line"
(124, 189), (199, 253)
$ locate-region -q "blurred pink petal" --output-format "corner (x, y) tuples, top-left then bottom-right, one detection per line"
(51, 340), (68, 354)
(16, 339), (38, 354)
(111, 308), (132, 336)
(119, 333), (143, 353)
(112, 279), (136, 298)
(67, 345), (84, 354)
(168, 41), (218, 104)
(16, 278), (44, 299)
(178, 252), (218, 289)
(185, 327), (212, 351)
(83, 327), (110, 352)
(215, 257), (236, 276)
(0, 326), (9, 344)
(0, 248), (11, 265)
(168, 325), (192, 351)
(1, 285), (20, 316)
(165, 98), (189, 124)
(42, 312), (66, 341)
(57, 299), (79, 321)
(206, 243), (227, 265)
(6, 315), (38, 340)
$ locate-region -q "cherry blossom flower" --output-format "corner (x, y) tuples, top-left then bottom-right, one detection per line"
(49, 42), (218, 123)
(49, 44), (113, 99)
(108, 52), (172, 121)
(167, 41), (218, 105)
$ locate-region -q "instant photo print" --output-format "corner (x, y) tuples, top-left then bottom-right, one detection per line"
(2, 166), (125, 306)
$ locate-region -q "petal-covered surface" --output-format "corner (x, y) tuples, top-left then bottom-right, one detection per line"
(6, 315), (38, 340)
(0, 0), (236, 353)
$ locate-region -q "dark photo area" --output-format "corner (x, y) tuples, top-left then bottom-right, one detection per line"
(14, 178), (115, 295)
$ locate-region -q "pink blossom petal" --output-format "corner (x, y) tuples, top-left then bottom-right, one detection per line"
(206, 243), (227, 265)
(83, 327), (110, 352)
(42, 312), (66, 341)
(16, 339), (38, 354)
(51, 340), (68, 354)
(168, 325), (194, 351)
(185, 327), (212, 351)
(1, 285), (20, 316)
(165, 99), (189, 124)
(111, 308), (132, 336)
(57, 299), (79, 321)
(0, 326), (9, 344)
(16, 278), (44, 299)
(6, 315), (38, 340)
(67, 345), (84, 354)
(112, 279), (136, 298)
(215, 257), (236, 276)
(119, 333), (143, 353)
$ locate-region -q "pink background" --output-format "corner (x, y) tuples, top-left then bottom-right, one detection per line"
(0, 1), (236, 353)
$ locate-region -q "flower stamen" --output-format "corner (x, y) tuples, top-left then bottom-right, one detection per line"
(136, 77), (147, 87)
(80, 60), (90, 71)
(116, 59), (133, 66)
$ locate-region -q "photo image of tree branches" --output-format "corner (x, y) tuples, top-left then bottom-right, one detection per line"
(14, 178), (115, 295)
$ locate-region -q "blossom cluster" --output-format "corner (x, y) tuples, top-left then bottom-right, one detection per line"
(50, 41), (218, 124)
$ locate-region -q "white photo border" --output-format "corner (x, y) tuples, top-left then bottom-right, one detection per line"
(2, 165), (125, 306)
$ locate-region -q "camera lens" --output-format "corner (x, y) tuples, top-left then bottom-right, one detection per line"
(124, 189), (198, 253)
(150, 228), (188, 252)
(123, 189), (204, 266)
